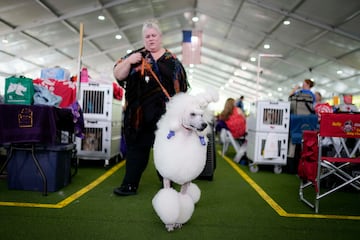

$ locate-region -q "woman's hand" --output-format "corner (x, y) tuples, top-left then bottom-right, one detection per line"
(114, 52), (142, 81)
(126, 52), (142, 65)
(289, 85), (300, 96)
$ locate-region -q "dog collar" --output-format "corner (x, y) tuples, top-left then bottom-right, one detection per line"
(167, 130), (175, 139)
(199, 136), (206, 146)
(167, 129), (206, 145)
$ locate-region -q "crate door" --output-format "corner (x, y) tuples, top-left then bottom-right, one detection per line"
(256, 101), (290, 133)
(76, 121), (107, 159)
(247, 131), (288, 165)
(80, 84), (113, 120)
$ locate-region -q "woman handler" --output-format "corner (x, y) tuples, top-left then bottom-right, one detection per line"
(113, 19), (188, 196)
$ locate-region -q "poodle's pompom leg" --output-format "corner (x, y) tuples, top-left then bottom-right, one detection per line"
(180, 182), (190, 194)
(186, 182), (201, 204)
(152, 188), (180, 230)
(165, 224), (176, 232)
(176, 192), (195, 225)
(163, 178), (171, 188)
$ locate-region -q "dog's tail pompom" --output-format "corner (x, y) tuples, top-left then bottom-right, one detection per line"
(152, 188), (180, 225)
(186, 182), (201, 204)
(177, 193), (195, 224)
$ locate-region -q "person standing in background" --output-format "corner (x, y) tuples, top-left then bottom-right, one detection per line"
(236, 95), (245, 113)
(289, 79), (316, 104)
(113, 19), (188, 196)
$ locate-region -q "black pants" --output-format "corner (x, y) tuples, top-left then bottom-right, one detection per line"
(121, 128), (155, 188)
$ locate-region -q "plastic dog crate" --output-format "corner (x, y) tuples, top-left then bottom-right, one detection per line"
(6, 144), (75, 192)
(246, 130), (288, 173)
(247, 100), (290, 133)
(76, 119), (122, 167)
(77, 83), (123, 167)
(78, 83), (122, 121)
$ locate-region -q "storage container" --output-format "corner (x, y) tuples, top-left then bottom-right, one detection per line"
(40, 67), (70, 81)
(6, 144), (75, 192)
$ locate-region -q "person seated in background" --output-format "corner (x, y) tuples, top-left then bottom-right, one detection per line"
(216, 98), (246, 139)
(314, 91), (333, 120)
(314, 91), (322, 106)
(338, 94), (358, 112)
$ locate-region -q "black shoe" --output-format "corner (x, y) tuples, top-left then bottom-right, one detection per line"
(113, 184), (137, 196)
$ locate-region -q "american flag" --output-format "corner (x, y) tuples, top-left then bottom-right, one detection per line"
(182, 30), (202, 65)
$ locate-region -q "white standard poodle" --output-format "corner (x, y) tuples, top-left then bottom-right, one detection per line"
(152, 89), (218, 231)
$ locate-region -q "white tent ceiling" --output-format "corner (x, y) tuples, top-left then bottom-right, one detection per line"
(1, 0), (360, 107)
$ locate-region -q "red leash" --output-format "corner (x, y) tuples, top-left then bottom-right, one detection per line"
(141, 58), (171, 100)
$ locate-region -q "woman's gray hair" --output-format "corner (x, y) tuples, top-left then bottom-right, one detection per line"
(142, 19), (162, 37)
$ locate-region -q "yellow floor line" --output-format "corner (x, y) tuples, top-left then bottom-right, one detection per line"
(0, 160), (125, 208)
(220, 150), (360, 221)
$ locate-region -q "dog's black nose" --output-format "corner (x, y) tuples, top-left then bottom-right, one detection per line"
(199, 122), (207, 131)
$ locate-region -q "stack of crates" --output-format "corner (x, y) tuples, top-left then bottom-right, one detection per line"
(247, 100), (290, 173)
(76, 83), (123, 167)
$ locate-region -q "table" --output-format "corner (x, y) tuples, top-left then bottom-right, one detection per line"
(0, 104), (75, 195)
(0, 104), (74, 144)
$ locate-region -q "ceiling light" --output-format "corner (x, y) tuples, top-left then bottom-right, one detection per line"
(263, 44), (270, 49)
(250, 57), (256, 62)
(98, 15), (105, 21)
(115, 34), (122, 40)
(192, 16), (199, 22)
(2, 39), (8, 44)
(241, 65), (247, 70)
(336, 70), (343, 75)
(283, 20), (290, 25)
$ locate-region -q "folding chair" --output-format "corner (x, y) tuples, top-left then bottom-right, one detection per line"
(220, 129), (246, 163)
(299, 113), (360, 213)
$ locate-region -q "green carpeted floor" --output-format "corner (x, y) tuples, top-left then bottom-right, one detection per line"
(0, 144), (360, 240)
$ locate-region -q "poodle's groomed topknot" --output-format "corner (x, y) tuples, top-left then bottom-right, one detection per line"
(196, 87), (219, 108)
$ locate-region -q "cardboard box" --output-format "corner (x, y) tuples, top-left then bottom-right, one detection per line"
(6, 144), (75, 192)
(40, 67), (70, 81)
